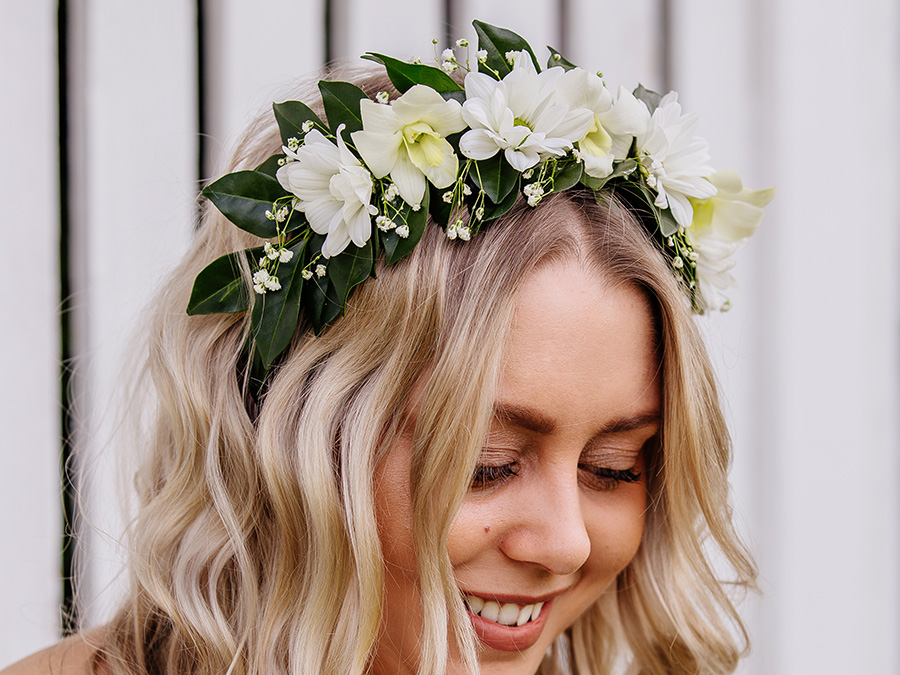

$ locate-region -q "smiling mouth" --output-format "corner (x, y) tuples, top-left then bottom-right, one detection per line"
(463, 594), (545, 627)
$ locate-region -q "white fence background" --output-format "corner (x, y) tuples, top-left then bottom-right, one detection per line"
(3, 1), (899, 673)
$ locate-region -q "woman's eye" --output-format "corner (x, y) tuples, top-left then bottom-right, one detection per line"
(471, 463), (519, 489)
(578, 464), (642, 491)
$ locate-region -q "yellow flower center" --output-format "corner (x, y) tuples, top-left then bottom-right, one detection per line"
(579, 116), (612, 157)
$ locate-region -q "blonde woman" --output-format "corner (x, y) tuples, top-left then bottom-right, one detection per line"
(5, 21), (771, 675)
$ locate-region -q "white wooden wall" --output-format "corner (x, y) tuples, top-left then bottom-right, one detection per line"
(3, 1), (899, 672)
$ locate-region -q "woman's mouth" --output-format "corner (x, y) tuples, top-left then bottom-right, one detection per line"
(464, 594), (545, 626)
(461, 593), (555, 652)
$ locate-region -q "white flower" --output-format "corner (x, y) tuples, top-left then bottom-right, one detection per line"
(383, 182), (400, 201)
(476, 49), (487, 63)
(636, 92), (716, 228)
(523, 182), (545, 207)
(264, 276), (281, 291)
(301, 120), (315, 133)
(301, 269), (313, 280)
(474, 206), (484, 220)
(456, 38), (468, 48)
(687, 170), (775, 310)
(442, 191), (453, 203)
(457, 225), (471, 241)
(315, 264), (327, 277)
(376, 215), (396, 231)
(555, 69), (649, 179)
(395, 224), (410, 238)
(441, 48), (455, 62)
(352, 85), (466, 207)
(253, 269), (272, 294)
(376, 91), (390, 105)
(278, 248), (294, 263)
(276, 126), (377, 258)
(264, 241), (279, 259)
(459, 53), (592, 171)
(442, 61), (458, 74)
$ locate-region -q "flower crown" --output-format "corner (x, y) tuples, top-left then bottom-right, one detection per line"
(188, 20), (773, 376)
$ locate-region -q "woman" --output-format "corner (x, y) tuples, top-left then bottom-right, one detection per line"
(6, 21), (769, 675)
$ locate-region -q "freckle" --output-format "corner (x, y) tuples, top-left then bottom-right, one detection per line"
(484, 525), (490, 533)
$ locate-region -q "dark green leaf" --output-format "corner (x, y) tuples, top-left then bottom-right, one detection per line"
(580, 159), (638, 191)
(187, 249), (255, 315)
(441, 90), (466, 105)
(363, 53), (464, 93)
(546, 46), (578, 71)
(250, 237), (308, 368)
(383, 189), (429, 265)
(471, 154), (519, 203)
(255, 154), (283, 178)
(273, 100), (325, 146)
(657, 205), (679, 237)
(548, 161), (583, 194)
(319, 80), (367, 138)
(428, 182), (455, 226)
(634, 84), (663, 113)
(202, 171), (287, 238)
(474, 20), (541, 78)
(327, 239), (374, 303)
(479, 175), (520, 223)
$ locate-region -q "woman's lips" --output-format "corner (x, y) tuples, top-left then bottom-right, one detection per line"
(463, 594), (555, 652)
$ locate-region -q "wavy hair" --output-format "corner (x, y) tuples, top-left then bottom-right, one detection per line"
(96, 67), (756, 675)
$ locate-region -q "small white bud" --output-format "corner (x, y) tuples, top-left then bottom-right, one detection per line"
(315, 264), (327, 278)
(456, 38), (468, 47)
(301, 269), (313, 280)
(301, 120), (314, 133)
(395, 225), (410, 238)
(375, 91), (390, 105)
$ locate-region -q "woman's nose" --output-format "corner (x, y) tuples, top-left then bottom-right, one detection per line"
(499, 473), (591, 575)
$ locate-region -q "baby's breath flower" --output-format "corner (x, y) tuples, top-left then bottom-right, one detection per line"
(301, 120), (315, 133)
(265, 210), (276, 221)
(279, 248), (293, 263)
(277, 157), (286, 166)
(264, 241), (279, 259)
(287, 137), (300, 151)
(504, 51), (516, 65)
(411, 203), (421, 212)
(474, 206), (484, 220)
(253, 282), (266, 294)
(457, 225), (471, 241)
(523, 182), (545, 207)
(673, 256), (684, 269)
(446, 221), (458, 240)
(315, 264), (327, 277)
(376, 91), (390, 105)
(264, 276), (281, 291)
(301, 269), (313, 280)
(456, 38), (468, 47)
(258, 257), (268, 267)
(395, 224), (410, 238)
(442, 61), (458, 74)
(522, 169), (534, 179)
(275, 206), (288, 222)
(441, 48), (455, 62)
(476, 49), (488, 63)
(376, 215), (396, 231)
(383, 183), (400, 202)
(442, 191), (453, 203)
(409, 56), (423, 65)
(462, 184), (472, 196)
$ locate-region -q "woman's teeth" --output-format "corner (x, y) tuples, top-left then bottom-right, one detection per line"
(464, 595), (545, 627)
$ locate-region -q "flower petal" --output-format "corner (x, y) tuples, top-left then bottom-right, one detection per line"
(352, 129), (401, 178)
(390, 153), (426, 205)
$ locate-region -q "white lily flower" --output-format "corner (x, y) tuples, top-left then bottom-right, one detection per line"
(352, 85), (466, 207)
(555, 69), (649, 178)
(636, 91), (716, 228)
(276, 126), (377, 258)
(459, 52), (593, 172)
(687, 170), (775, 311)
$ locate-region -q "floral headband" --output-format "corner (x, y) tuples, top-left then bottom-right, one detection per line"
(188, 20), (774, 376)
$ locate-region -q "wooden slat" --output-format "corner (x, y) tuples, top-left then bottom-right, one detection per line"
(0, 1), (64, 667)
(70, 0), (197, 627)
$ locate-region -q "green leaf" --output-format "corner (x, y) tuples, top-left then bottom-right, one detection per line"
(186, 249), (255, 315)
(634, 84), (663, 113)
(250, 237), (308, 368)
(319, 80), (367, 138)
(273, 100), (325, 146)
(474, 20), (541, 78)
(471, 154), (519, 203)
(327, 239), (374, 304)
(255, 154), (283, 178)
(363, 53), (464, 93)
(546, 46), (578, 71)
(202, 171), (287, 238)
(580, 159), (638, 191)
(548, 161), (584, 194)
(657, 205), (679, 237)
(383, 189), (429, 265)
(479, 175), (520, 223)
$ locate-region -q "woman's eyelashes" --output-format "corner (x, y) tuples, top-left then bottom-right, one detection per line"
(470, 459), (642, 491)
(471, 462), (519, 489)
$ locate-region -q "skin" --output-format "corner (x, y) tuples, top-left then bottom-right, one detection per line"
(373, 260), (661, 674)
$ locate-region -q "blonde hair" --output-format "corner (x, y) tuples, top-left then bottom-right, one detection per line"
(97, 68), (756, 675)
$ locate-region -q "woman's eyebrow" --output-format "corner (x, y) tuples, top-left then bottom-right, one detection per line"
(492, 403), (556, 434)
(493, 404), (660, 436)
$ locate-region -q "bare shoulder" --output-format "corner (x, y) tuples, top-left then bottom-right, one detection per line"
(1, 629), (108, 675)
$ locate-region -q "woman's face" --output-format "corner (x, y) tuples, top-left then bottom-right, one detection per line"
(373, 260), (660, 674)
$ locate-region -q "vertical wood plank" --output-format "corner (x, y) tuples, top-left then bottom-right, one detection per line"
(204, 0), (326, 176)
(0, 1), (63, 667)
(335, 0), (443, 63)
(449, 2), (561, 62)
(70, 0), (197, 627)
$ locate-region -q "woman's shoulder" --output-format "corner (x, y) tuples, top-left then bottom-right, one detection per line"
(1, 629), (108, 675)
